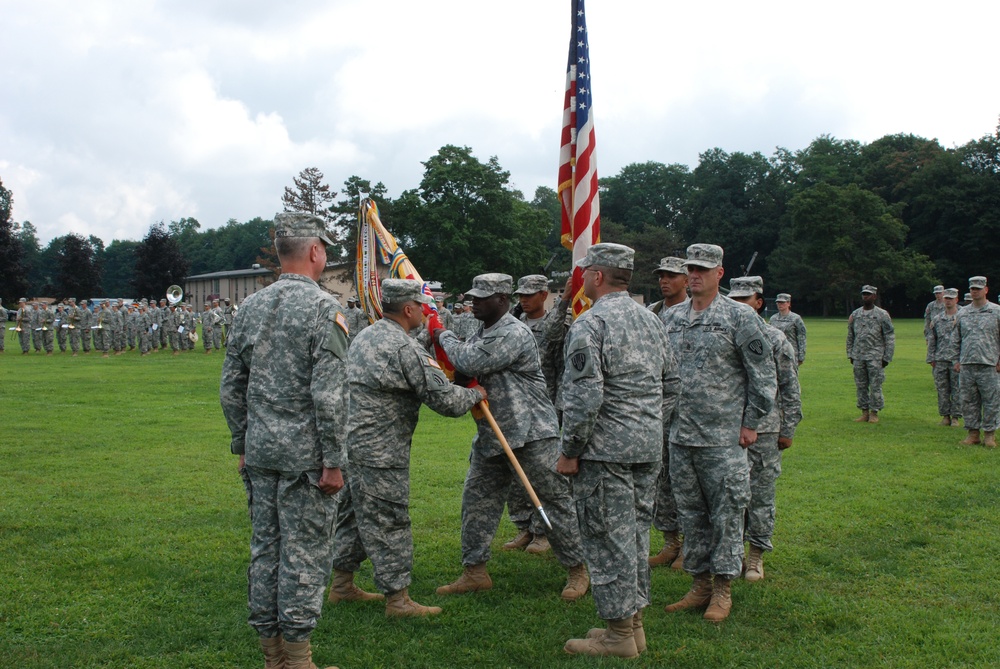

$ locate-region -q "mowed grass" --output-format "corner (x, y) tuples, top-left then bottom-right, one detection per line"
(0, 319), (998, 668)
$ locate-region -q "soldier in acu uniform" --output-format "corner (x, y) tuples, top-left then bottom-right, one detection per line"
(926, 288), (961, 426)
(432, 273), (590, 604)
(769, 293), (807, 366)
(945, 276), (1000, 448)
(846, 285), (895, 423)
(342, 279), (485, 617)
(660, 244), (776, 623)
(557, 244), (679, 658)
(16, 298), (31, 353)
(220, 213), (348, 669)
(924, 285), (945, 339)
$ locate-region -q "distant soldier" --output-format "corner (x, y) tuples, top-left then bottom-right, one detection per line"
(126, 303), (138, 350)
(159, 299), (171, 349)
(946, 276), (1000, 448)
(344, 298), (368, 345)
(55, 304), (69, 352)
(66, 298), (83, 356)
(0, 298), (4, 354)
(926, 288), (962, 426)
(112, 302), (125, 354)
(39, 302), (55, 355)
(138, 304), (153, 355)
(16, 298), (31, 353)
(451, 301), (479, 341)
(211, 299), (224, 350)
(95, 302), (112, 357)
(846, 285), (894, 423)
(924, 285), (945, 339)
(769, 293), (807, 366)
(222, 298), (235, 344)
(648, 256), (689, 315)
(434, 297), (454, 330)
(727, 276), (802, 583)
(202, 302), (217, 353)
(79, 300), (93, 353)
(30, 302), (44, 353)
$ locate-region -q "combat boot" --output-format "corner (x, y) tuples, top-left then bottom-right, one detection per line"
(586, 609), (646, 653)
(985, 431), (997, 449)
(561, 563), (589, 601)
(501, 529), (532, 551)
(664, 572), (713, 612)
(961, 430), (981, 445)
(950, 417), (961, 427)
(853, 410), (869, 423)
(327, 569), (383, 603)
(648, 531), (682, 568)
(436, 563), (492, 595)
(385, 588), (442, 617)
(744, 545), (765, 582)
(868, 410), (880, 424)
(283, 640), (337, 669)
(671, 551), (684, 570)
(703, 575), (733, 622)
(939, 416), (951, 426)
(260, 635), (286, 669)
(564, 616), (638, 658)
(525, 534), (551, 554)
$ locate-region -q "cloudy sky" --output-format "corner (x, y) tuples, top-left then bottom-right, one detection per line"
(3, 0), (998, 246)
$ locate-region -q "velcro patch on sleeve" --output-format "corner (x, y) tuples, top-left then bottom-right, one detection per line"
(335, 312), (349, 335)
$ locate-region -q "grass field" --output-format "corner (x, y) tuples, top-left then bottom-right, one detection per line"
(1, 319), (998, 668)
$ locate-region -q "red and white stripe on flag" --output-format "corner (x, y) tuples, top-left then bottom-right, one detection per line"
(557, 0), (600, 319)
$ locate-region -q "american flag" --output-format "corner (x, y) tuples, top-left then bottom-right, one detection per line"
(558, 0), (600, 319)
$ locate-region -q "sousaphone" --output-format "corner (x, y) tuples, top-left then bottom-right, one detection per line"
(167, 285), (184, 306)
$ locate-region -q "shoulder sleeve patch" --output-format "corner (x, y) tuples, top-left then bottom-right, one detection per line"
(335, 312), (349, 335)
(564, 334), (596, 381)
(425, 356), (442, 369)
(323, 312), (349, 360)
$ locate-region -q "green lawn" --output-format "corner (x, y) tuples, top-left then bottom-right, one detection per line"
(1, 319), (997, 668)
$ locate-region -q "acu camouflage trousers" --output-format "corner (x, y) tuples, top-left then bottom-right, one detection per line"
(745, 433), (781, 552)
(932, 361), (961, 417)
(652, 440), (679, 534)
(853, 359), (886, 411)
(959, 363), (1000, 432)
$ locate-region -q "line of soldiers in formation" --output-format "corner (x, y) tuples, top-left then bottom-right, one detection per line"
(3, 296), (236, 357)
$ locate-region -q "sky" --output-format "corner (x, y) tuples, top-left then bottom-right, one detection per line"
(3, 0), (999, 247)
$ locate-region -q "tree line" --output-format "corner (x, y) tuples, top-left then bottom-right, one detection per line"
(2, 122), (999, 316)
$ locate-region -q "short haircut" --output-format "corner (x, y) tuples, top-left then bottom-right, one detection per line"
(593, 265), (632, 288)
(275, 236), (316, 260)
(381, 300), (409, 315)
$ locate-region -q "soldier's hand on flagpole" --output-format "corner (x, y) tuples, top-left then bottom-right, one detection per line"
(473, 384), (487, 402)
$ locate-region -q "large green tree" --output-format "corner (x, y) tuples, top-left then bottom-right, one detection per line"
(101, 239), (139, 297)
(391, 145), (550, 293)
(0, 178), (29, 303)
(600, 161), (690, 233)
(131, 223), (190, 300)
(50, 233), (103, 300)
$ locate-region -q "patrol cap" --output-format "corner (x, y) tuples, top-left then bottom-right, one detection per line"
(381, 279), (434, 305)
(729, 276), (763, 299)
(464, 273), (513, 298)
(19, 297), (26, 303)
(861, 285), (877, 294)
(943, 288), (959, 298)
(683, 243), (724, 269)
(653, 256), (687, 276)
(775, 293), (791, 302)
(964, 293), (972, 301)
(273, 212), (335, 246)
(68, 297), (76, 303)
(463, 300), (473, 307)
(933, 285), (944, 294)
(514, 274), (550, 295)
(575, 243), (635, 270)
(969, 276), (987, 289)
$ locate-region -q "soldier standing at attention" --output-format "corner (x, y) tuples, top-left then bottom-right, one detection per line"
(557, 244), (679, 658)
(432, 273), (589, 604)
(926, 288), (962, 427)
(924, 285), (945, 339)
(220, 213), (348, 669)
(660, 243), (776, 623)
(847, 285), (895, 423)
(202, 302), (216, 354)
(55, 303), (69, 353)
(769, 293), (807, 366)
(40, 302), (56, 355)
(16, 298), (30, 354)
(945, 276), (1000, 448)
(79, 300), (93, 353)
(727, 277), (802, 583)
(647, 256), (689, 570)
(344, 279), (485, 616)
(138, 303), (153, 356)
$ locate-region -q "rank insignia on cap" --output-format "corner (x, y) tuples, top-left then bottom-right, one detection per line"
(335, 312), (349, 335)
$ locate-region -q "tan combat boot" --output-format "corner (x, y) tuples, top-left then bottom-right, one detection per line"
(564, 616), (638, 658)
(985, 431), (997, 449)
(961, 430), (981, 445)
(868, 410), (880, 424)
(744, 545), (765, 582)
(525, 534), (551, 554)
(436, 563), (492, 595)
(327, 569), (383, 603)
(385, 588), (442, 617)
(950, 417), (961, 427)
(283, 639), (337, 669)
(260, 635), (286, 669)
(671, 551), (684, 570)
(853, 410), (870, 423)
(664, 572), (713, 612)
(586, 608), (646, 653)
(561, 563), (589, 601)
(939, 416), (952, 426)
(648, 531), (682, 568)
(703, 576), (733, 622)
(501, 529), (532, 551)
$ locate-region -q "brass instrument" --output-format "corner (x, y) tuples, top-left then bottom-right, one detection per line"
(167, 285), (184, 306)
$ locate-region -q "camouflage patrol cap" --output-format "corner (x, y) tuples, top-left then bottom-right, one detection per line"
(683, 243), (724, 269)
(943, 288), (959, 298)
(964, 293), (972, 301)
(463, 300), (473, 307)
(729, 276), (763, 298)
(933, 285), (944, 294)
(68, 297), (76, 303)
(775, 293), (791, 302)
(653, 256), (687, 275)
(513, 274), (550, 295)
(861, 285), (877, 294)
(969, 276), (987, 289)
(576, 243), (635, 270)
(465, 273), (513, 298)
(273, 212), (335, 246)
(19, 297), (26, 303)
(381, 279), (434, 305)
